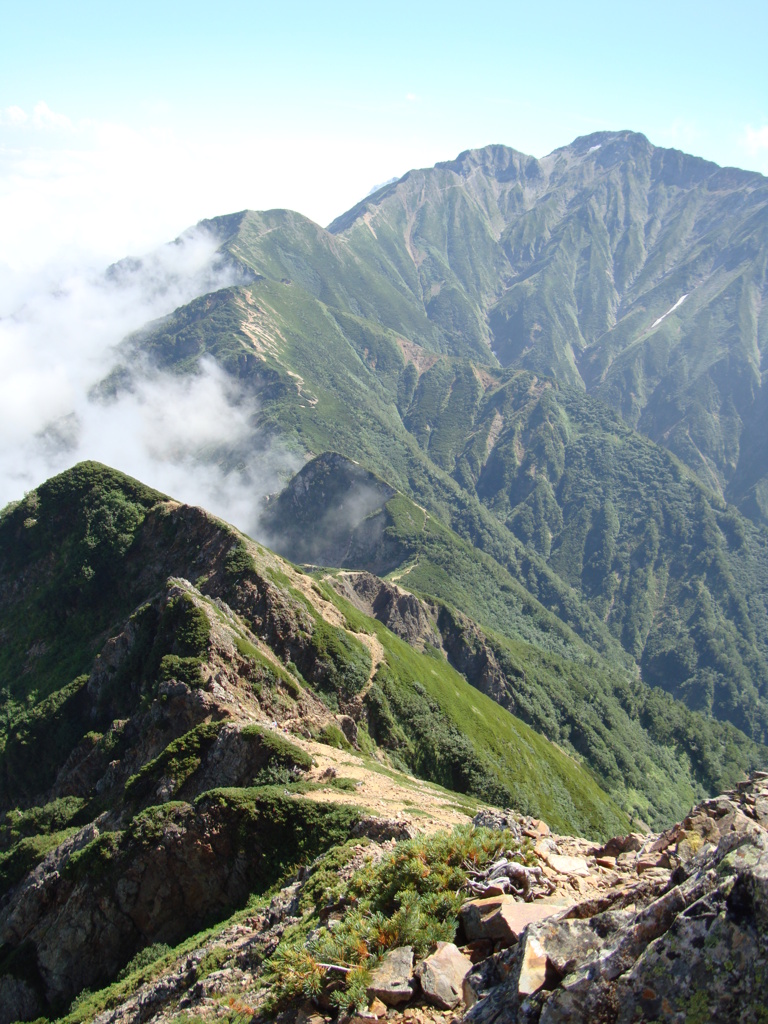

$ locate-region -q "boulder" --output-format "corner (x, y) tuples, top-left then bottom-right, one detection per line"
(460, 896), (558, 945)
(416, 941), (473, 1009)
(366, 946), (415, 1006)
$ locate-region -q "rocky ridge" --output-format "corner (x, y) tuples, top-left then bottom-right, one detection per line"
(40, 772), (768, 1024)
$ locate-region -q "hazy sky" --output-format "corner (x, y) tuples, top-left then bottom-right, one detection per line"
(2, 0), (767, 272)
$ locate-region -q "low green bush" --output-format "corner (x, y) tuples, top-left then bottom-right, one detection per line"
(266, 825), (531, 1011)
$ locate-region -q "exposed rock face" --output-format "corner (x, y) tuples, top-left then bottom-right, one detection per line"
(462, 772), (768, 1024)
(334, 572), (442, 649)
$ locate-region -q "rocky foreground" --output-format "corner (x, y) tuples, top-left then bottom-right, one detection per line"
(40, 771), (766, 1024)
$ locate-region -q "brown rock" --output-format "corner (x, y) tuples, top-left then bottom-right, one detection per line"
(523, 819), (551, 839)
(366, 998), (388, 1017)
(517, 934), (549, 996)
(595, 856), (616, 869)
(416, 941), (473, 1009)
(460, 896), (558, 945)
(545, 854), (590, 877)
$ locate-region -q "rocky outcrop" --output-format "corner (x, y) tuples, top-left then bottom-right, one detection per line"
(11, 773), (761, 1024)
(463, 772), (768, 1024)
(0, 794), (363, 1017)
(333, 572), (441, 650)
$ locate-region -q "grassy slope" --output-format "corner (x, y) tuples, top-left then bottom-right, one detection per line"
(0, 462), (628, 840)
(121, 263), (768, 816)
(334, 133), (768, 521)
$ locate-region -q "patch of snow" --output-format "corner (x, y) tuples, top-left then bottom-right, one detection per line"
(651, 294), (688, 329)
(588, 144), (602, 153)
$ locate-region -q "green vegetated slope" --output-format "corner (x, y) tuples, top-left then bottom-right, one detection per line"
(262, 454), (767, 826)
(94, 137), (768, 812)
(113, 286), (637, 670)
(109, 152), (768, 739)
(329, 132), (768, 523)
(0, 462), (639, 1015)
(0, 462), (625, 836)
(394, 360), (768, 744)
(114, 231), (768, 766)
(126, 131), (768, 521)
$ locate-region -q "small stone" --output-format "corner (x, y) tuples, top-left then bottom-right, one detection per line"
(477, 883), (507, 898)
(366, 998), (388, 1017)
(596, 856), (617, 868)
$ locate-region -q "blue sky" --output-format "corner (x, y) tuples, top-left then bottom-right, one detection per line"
(1, 0), (767, 270)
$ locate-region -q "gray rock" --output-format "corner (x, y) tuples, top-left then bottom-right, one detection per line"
(366, 946), (415, 1006)
(0, 976), (43, 1024)
(462, 780), (768, 1024)
(472, 810), (522, 839)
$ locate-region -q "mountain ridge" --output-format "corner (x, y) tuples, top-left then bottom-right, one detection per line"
(4, 131), (768, 1022)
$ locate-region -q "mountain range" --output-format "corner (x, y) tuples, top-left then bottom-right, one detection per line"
(2, 131), (768, 1023)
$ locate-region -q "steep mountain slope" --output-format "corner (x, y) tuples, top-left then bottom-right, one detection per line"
(261, 452), (766, 825)
(109, 265), (768, 748)
(330, 132), (768, 521)
(0, 462), (634, 1019)
(76, 137), (768, 804)
(108, 133), (768, 519)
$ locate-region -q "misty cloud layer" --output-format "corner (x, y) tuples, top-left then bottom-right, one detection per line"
(0, 228), (299, 536)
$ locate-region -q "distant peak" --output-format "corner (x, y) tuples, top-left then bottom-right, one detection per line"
(553, 130), (653, 161)
(435, 143), (543, 182)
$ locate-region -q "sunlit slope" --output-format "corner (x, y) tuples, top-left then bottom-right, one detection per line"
(262, 453), (767, 826)
(119, 266), (768, 747)
(330, 133), (768, 519)
(0, 461), (628, 837)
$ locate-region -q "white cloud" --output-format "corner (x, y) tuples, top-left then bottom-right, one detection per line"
(30, 100), (73, 130)
(0, 105), (28, 126)
(745, 125), (768, 152)
(0, 231), (298, 535)
(0, 99), (437, 274)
